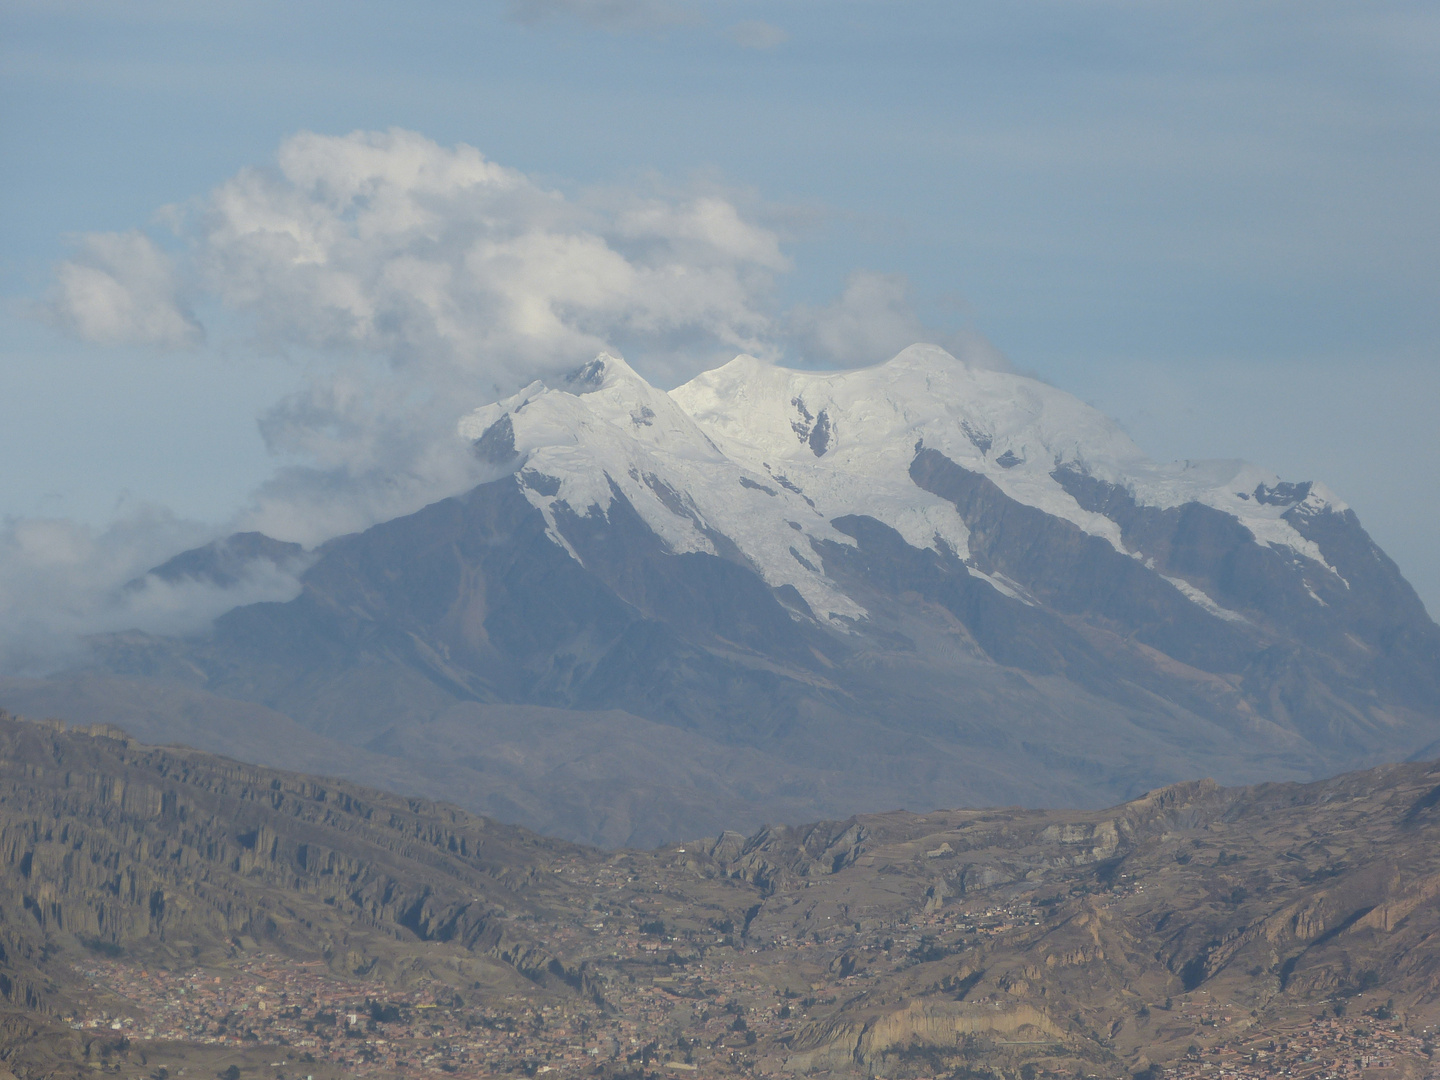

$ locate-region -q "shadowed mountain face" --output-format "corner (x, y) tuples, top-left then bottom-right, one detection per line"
(22, 349), (1440, 846)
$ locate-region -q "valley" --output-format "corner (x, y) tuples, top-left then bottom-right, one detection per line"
(4, 712), (1440, 1080)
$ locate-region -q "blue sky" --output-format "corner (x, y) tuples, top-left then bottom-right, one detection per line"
(2, 0), (1438, 646)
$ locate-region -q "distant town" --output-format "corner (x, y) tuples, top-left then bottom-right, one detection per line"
(66, 879), (1440, 1080)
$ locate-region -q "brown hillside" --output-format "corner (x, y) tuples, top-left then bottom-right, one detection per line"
(2, 710), (1440, 1078)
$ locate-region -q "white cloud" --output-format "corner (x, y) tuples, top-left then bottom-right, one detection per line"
(505, 0), (697, 30)
(186, 128), (785, 388)
(727, 20), (788, 49)
(789, 270), (1010, 371)
(20, 128), (985, 669)
(789, 270), (933, 368)
(47, 230), (201, 349)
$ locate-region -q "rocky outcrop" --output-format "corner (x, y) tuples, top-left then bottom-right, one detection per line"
(0, 711), (586, 1009)
(785, 1001), (1065, 1073)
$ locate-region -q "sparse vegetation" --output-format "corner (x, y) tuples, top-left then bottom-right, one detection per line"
(3, 712), (1440, 1079)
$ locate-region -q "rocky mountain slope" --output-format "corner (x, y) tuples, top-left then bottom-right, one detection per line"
(3, 711), (1440, 1079)
(20, 346), (1440, 845)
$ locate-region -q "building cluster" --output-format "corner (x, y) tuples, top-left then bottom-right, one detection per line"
(62, 881), (1435, 1080)
(1163, 1013), (1437, 1080)
(57, 889), (1101, 1079)
(70, 949), (786, 1077)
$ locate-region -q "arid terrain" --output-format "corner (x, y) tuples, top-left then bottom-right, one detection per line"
(3, 710), (1440, 1080)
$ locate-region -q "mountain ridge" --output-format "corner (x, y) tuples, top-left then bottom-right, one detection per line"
(14, 345), (1437, 846)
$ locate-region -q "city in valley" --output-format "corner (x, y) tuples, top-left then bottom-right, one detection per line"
(7, 718), (1440, 1080)
(64, 883), (1440, 1080)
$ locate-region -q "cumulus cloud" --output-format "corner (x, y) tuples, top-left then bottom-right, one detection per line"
(727, 20), (788, 49)
(190, 128), (785, 387)
(19, 128), (986, 671)
(47, 231), (201, 348)
(41, 129), (799, 548)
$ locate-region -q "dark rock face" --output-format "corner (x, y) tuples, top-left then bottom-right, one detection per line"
(910, 449), (1253, 674)
(1049, 462), (1440, 726)
(471, 411), (518, 465)
(49, 446), (1440, 846)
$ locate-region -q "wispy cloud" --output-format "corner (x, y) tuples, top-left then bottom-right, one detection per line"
(0, 508), (305, 675)
(46, 231), (201, 349)
(788, 270), (1007, 371)
(726, 19), (787, 49)
(504, 0), (698, 30)
(180, 128), (787, 383)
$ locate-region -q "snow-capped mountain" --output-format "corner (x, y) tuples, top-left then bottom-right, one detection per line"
(62, 346), (1440, 846)
(459, 345), (1343, 627)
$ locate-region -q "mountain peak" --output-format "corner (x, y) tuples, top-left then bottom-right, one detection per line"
(560, 351), (646, 394)
(453, 345), (1354, 626)
(882, 341), (967, 371)
(59, 353), (1436, 848)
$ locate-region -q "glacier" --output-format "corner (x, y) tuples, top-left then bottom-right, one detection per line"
(457, 344), (1344, 628)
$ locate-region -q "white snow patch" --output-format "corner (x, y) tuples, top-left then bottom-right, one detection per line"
(457, 345), (1351, 628)
(459, 353), (871, 623)
(1161, 576), (1248, 624)
(671, 345), (1134, 554)
(967, 569), (1036, 606)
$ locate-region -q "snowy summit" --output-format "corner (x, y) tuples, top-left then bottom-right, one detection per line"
(85, 344), (1439, 841)
(458, 345), (1345, 626)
